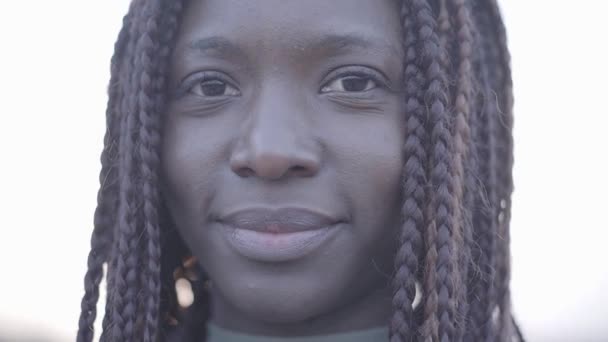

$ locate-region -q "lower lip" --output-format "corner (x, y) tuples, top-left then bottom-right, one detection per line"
(219, 224), (340, 262)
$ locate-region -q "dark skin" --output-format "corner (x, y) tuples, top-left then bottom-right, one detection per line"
(162, 0), (406, 336)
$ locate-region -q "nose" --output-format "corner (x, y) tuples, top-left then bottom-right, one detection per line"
(229, 91), (321, 180)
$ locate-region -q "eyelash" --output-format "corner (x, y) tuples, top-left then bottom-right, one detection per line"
(177, 71), (239, 98)
(176, 66), (389, 98)
(320, 66), (389, 93)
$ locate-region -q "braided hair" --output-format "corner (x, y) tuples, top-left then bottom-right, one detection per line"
(77, 0), (522, 341)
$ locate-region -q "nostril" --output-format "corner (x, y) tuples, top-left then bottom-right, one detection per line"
(290, 164), (315, 177)
(234, 166), (255, 178)
(291, 165), (307, 174)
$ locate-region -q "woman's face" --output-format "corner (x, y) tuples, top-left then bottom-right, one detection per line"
(162, 0), (405, 333)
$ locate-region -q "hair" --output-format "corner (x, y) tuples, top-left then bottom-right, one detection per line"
(76, 0), (523, 341)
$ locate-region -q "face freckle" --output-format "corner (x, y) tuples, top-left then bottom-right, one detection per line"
(161, 0), (406, 333)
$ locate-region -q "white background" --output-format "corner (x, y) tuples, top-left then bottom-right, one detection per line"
(0, 1), (606, 341)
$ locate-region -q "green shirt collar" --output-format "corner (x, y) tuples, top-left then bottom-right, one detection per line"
(207, 323), (389, 342)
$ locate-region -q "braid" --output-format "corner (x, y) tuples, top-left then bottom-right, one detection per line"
(484, 1), (516, 338)
(100, 3), (145, 338)
(100, 15), (145, 342)
(403, 1), (465, 340)
(426, 26), (460, 342)
(136, 1), (186, 340)
(97, 0), (187, 340)
(101, 1), (145, 341)
(106, 1), (158, 339)
(111, 60), (144, 341)
(415, 4), (439, 340)
(136, 2), (165, 341)
(390, 1), (429, 340)
(442, 0), (476, 339)
(437, 0), (454, 72)
(77, 131), (117, 342)
(77, 6), (135, 342)
(465, 2), (501, 338)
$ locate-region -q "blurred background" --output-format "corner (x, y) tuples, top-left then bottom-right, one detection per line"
(0, 1), (606, 341)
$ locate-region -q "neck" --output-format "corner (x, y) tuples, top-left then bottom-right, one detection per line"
(209, 282), (392, 337)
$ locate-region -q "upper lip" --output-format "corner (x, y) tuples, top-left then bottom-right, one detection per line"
(216, 207), (342, 234)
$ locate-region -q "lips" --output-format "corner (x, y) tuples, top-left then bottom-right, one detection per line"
(217, 207), (342, 233)
(215, 207), (344, 262)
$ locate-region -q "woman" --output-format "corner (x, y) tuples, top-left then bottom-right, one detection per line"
(77, 0), (523, 341)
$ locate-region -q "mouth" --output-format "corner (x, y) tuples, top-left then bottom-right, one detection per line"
(214, 207), (344, 262)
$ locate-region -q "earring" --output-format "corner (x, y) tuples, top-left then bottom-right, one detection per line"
(182, 255), (200, 281)
(174, 256), (198, 308)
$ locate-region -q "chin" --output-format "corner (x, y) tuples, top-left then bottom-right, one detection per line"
(212, 265), (344, 325)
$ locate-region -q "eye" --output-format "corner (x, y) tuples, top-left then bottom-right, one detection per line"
(190, 78), (240, 97)
(180, 71), (241, 98)
(321, 75), (378, 93)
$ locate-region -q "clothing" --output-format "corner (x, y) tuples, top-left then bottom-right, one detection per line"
(206, 323), (389, 342)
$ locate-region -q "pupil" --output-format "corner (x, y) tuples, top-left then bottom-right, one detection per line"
(201, 81), (226, 96)
(342, 77), (369, 92)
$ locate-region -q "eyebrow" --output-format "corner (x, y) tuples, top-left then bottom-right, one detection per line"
(314, 33), (402, 58)
(315, 34), (377, 52)
(186, 33), (399, 58)
(187, 36), (244, 57)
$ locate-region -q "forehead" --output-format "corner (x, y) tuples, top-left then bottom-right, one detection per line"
(175, 0), (403, 55)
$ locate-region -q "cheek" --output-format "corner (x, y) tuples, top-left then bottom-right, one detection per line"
(329, 118), (404, 228)
(323, 117), (404, 278)
(160, 116), (228, 226)
(356, 138), (403, 221)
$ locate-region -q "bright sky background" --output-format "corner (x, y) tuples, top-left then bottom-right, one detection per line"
(0, 1), (607, 341)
